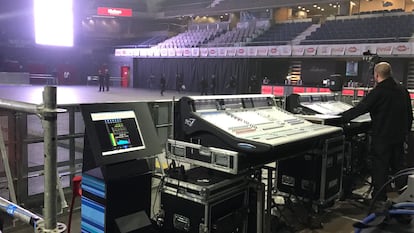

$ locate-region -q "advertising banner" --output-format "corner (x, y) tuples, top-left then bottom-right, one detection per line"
(247, 47), (257, 56)
(256, 46), (268, 56)
(227, 47), (236, 56)
(236, 47), (247, 56)
(218, 47), (227, 56)
(191, 48), (200, 57)
(209, 48), (218, 56)
(317, 46), (332, 56)
(200, 48), (209, 57)
(345, 45), (362, 56)
(167, 49), (175, 57)
(160, 49), (168, 57)
(175, 48), (183, 57)
(183, 48), (192, 56)
(304, 46), (317, 56)
(292, 46), (305, 56)
(330, 46), (346, 56)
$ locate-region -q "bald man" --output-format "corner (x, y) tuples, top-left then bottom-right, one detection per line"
(341, 62), (413, 202)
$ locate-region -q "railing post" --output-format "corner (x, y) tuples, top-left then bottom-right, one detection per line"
(42, 86), (58, 231)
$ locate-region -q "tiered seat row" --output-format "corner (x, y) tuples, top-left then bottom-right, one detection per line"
(153, 13), (414, 48)
(301, 13), (414, 45)
(248, 21), (312, 46)
(206, 24), (267, 47)
(156, 28), (224, 48)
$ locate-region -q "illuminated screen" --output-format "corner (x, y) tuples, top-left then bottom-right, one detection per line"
(34, 0), (74, 47)
(90, 111), (145, 156)
(346, 61), (358, 76)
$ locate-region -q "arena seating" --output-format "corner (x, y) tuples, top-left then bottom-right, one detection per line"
(153, 12), (414, 48)
(301, 13), (414, 45)
(156, 27), (224, 48)
(248, 21), (312, 46)
(206, 24), (267, 47)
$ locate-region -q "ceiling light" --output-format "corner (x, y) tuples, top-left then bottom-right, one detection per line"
(317, 6), (321, 9)
(298, 6), (301, 9)
(329, 3), (333, 6)
(313, 4), (317, 7)
(302, 8), (306, 10)
(306, 9), (310, 12)
(321, 8), (325, 11)
(333, 5), (337, 8)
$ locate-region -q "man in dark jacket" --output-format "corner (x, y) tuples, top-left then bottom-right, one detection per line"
(341, 62), (413, 201)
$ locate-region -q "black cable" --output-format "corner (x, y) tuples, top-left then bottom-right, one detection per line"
(368, 170), (414, 214)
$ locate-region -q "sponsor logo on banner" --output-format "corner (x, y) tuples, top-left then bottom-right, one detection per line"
(292, 46), (304, 56)
(183, 48), (191, 56)
(247, 47), (257, 56)
(209, 48), (218, 56)
(160, 49), (168, 57)
(146, 49), (154, 57)
(317, 46), (331, 55)
(167, 49), (175, 57)
(304, 46), (317, 56)
(152, 48), (160, 57)
(376, 44), (393, 55)
(115, 49), (123, 56)
(345, 45), (361, 55)
(135, 49), (143, 57)
(191, 48), (200, 57)
(268, 47), (279, 56)
(280, 46), (292, 56)
(200, 48), (209, 57)
(218, 48), (227, 56)
(175, 48), (183, 56)
(97, 7), (132, 17)
(257, 47), (268, 56)
(124, 49), (134, 56)
(237, 47), (247, 56)
(331, 46), (345, 55)
(392, 43), (411, 55)
(227, 48), (236, 56)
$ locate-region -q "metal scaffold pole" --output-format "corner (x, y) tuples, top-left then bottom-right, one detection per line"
(0, 86), (66, 232)
(42, 86), (58, 231)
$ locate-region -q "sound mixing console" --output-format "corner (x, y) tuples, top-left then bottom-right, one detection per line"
(286, 93), (371, 124)
(168, 94), (342, 174)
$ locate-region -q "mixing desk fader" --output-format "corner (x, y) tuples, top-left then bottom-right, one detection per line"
(169, 94), (342, 174)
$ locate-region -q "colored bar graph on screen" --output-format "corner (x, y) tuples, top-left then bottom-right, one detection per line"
(109, 133), (117, 146)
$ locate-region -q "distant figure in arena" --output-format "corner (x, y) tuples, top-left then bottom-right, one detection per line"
(176, 73), (184, 93)
(160, 74), (166, 96)
(98, 69), (105, 92)
(103, 68), (110, 91)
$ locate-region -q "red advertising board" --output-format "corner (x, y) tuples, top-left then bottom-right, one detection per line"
(342, 89), (354, 96)
(261, 85), (272, 94)
(273, 86), (285, 96)
(97, 7), (132, 17)
(293, 87), (305, 94)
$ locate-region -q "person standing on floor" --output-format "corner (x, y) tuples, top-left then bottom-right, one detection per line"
(98, 69), (105, 92)
(160, 74), (166, 96)
(103, 68), (110, 91)
(340, 62), (413, 202)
